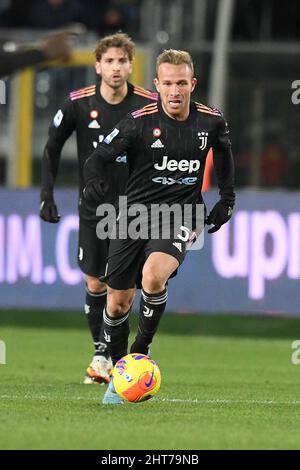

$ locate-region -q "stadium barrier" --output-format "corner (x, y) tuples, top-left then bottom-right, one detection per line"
(0, 189), (299, 315)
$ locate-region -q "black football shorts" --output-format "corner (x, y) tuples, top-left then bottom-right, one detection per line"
(77, 218), (109, 277)
(100, 237), (187, 290)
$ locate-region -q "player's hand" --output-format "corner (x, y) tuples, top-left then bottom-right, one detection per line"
(40, 192), (60, 223)
(206, 201), (233, 234)
(41, 32), (73, 62)
(41, 26), (85, 62)
(37, 23), (87, 62)
(83, 179), (109, 204)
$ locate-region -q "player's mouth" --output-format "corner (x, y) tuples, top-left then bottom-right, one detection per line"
(168, 99), (182, 108)
(112, 75), (122, 81)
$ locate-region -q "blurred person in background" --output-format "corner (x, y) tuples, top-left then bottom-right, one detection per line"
(0, 29), (75, 78)
(39, 32), (158, 385)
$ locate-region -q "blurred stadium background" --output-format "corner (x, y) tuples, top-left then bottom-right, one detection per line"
(1, 0), (300, 450)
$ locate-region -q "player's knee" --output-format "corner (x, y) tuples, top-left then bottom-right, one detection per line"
(85, 275), (106, 294)
(142, 271), (165, 293)
(107, 290), (134, 316)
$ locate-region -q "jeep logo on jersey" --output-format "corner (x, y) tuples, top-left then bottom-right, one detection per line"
(154, 156), (200, 173)
(198, 131), (208, 150)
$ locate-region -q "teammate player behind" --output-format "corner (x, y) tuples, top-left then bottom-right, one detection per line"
(40, 33), (157, 385)
(84, 49), (235, 404)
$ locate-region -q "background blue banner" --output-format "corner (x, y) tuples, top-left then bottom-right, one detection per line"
(0, 189), (299, 315)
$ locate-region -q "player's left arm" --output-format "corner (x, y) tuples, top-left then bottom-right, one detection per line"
(207, 116), (235, 234)
(83, 114), (137, 203)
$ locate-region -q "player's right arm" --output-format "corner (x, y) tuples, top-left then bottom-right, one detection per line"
(83, 114), (137, 203)
(40, 99), (76, 223)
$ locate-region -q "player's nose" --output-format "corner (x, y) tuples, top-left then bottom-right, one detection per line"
(169, 84), (180, 95)
(112, 62), (120, 71)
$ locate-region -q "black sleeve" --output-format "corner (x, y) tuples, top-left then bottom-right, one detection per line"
(212, 116), (235, 207)
(0, 49), (46, 78)
(41, 99), (76, 197)
(84, 114), (137, 185)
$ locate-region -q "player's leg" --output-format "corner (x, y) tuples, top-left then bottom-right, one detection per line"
(100, 237), (144, 404)
(104, 287), (136, 365)
(78, 219), (111, 384)
(102, 287), (135, 405)
(84, 275), (112, 384)
(85, 275), (107, 355)
(130, 251), (179, 355)
(100, 237), (145, 363)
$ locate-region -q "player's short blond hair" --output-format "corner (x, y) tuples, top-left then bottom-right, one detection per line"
(156, 49), (194, 77)
(94, 33), (135, 62)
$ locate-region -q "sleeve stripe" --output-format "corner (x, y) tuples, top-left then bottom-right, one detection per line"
(70, 85), (96, 100)
(70, 90), (96, 98)
(134, 90), (158, 100)
(132, 108), (159, 119)
(196, 107), (221, 116)
(195, 101), (222, 116)
(195, 101), (211, 111)
(139, 103), (158, 109)
(70, 90), (96, 101)
(133, 86), (158, 101)
(132, 103), (158, 114)
(70, 85), (96, 95)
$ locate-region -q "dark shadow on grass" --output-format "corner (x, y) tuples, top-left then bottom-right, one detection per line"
(1, 309), (300, 340)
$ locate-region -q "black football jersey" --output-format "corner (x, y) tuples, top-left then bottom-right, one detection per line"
(41, 81), (158, 224)
(84, 100), (235, 224)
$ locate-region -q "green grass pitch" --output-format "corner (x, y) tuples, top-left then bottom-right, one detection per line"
(0, 310), (300, 450)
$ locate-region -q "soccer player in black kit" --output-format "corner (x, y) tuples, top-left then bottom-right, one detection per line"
(40, 33), (158, 385)
(84, 49), (235, 404)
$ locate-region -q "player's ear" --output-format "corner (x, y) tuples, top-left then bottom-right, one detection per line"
(191, 78), (197, 92)
(128, 61), (133, 74)
(95, 61), (101, 75)
(154, 78), (160, 92)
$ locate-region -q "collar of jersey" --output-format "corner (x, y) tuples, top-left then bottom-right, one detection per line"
(158, 100), (197, 127)
(95, 81), (134, 108)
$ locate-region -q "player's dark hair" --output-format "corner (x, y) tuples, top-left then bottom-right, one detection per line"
(156, 49), (194, 77)
(95, 33), (135, 62)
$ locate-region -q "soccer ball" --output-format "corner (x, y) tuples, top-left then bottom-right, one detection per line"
(112, 353), (161, 402)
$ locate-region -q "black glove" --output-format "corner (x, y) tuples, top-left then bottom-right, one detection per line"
(40, 191), (60, 223)
(206, 200), (233, 234)
(83, 179), (109, 204)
